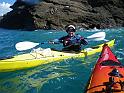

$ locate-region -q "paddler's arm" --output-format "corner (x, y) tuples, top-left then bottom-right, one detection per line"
(78, 35), (88, 45)
(81, 38), (88, 45)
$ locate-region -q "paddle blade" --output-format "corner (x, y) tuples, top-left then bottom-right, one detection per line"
(87, 32), (105, 41)
(15, 41), (39, 51)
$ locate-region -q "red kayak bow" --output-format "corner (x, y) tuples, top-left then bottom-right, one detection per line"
(86, 44), (124, 93)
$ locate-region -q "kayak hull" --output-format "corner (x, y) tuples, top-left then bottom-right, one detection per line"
(86, 42), (124, 93)
(0, 39), (115, 72)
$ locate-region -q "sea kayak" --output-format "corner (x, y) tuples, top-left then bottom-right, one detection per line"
(0, 39), (115, 72)
(86, 43), (124, 93)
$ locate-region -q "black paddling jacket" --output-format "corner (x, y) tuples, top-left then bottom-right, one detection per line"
(59, 34), (88, 52)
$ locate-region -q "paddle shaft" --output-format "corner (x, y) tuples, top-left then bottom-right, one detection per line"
(15, 32), (105, 51)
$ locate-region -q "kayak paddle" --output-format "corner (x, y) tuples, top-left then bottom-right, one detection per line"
(86, 32), (105, 41)
(15, 32), (106, 51)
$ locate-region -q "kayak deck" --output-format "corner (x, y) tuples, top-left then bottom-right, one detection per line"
(0, 39), (115, 72)
(86, 43), (124, 93)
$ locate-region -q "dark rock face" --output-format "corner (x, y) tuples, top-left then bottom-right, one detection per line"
(0, 1), (36, 30)
(0, 0), (124, 30)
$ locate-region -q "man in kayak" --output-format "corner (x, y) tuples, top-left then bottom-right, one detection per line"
(50, 24), (88, 52)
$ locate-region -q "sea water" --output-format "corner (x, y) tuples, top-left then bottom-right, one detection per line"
(0, 27), (124, 93)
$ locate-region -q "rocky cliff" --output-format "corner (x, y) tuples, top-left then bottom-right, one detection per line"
(0, 0), (124, 30)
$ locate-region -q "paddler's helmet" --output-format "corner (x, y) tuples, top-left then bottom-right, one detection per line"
(65, 25), (76, 33)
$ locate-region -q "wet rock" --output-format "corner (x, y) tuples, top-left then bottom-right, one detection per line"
(0, 0), (124, 30)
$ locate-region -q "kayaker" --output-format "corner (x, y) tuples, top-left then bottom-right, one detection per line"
(50, 24), (88, 52)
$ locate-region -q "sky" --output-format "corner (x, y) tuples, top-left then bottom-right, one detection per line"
(0, 0), (16, 16)
(0, 0), (15, 4)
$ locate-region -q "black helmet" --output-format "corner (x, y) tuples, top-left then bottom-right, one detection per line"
(65, 25), (76, 32)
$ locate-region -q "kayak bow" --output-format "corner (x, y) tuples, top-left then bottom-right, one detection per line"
(86, 43), (124, 93)
(0, 39), (115, 72)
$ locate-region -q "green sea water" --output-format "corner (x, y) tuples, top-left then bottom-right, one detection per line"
(0, 27), (124, 93)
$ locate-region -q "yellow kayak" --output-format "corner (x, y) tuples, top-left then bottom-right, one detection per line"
(0, 39), (115, 72)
